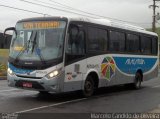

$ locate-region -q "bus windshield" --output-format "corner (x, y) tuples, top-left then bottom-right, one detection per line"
(9, 21), (66, 62)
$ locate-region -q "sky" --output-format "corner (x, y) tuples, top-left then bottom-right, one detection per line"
(0, 0), (160, 31)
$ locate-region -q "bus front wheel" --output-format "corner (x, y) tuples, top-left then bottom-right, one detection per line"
(82, 76), (94, 97)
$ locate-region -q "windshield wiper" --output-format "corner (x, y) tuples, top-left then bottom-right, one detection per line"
(30, 31), (46, 65)
(31, 32), (37, 53)
(14, 31), (46, 65)
(14, 31), (33, 63)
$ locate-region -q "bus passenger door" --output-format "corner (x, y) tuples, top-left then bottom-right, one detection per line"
(64, 23), (86, 92)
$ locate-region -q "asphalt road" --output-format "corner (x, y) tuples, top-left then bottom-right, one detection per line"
(0, 72), (159, 119)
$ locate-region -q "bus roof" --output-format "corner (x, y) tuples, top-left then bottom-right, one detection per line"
(18, 16), (158, 37)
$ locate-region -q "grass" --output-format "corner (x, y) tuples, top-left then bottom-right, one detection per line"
(0, 49), (9, 76)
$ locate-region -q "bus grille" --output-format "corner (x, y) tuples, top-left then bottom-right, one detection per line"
(16, 75), (42, 79)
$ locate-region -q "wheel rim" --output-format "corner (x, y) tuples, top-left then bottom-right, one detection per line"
(84, 80), (93, 95)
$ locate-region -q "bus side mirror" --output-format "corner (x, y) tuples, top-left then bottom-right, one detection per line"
(3, 27), (17, 38)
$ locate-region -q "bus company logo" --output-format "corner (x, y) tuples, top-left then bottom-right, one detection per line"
(125, 58), (145, 65)
(101, 56), (116, 80)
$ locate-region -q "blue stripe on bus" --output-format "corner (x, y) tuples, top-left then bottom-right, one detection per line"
(113, 57), (157, 74)
(9, 63), (34, 74)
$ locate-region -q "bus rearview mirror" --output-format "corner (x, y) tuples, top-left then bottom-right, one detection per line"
(4, 27), (17, 37)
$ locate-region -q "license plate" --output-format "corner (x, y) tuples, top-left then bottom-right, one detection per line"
(22, 82), (32, 88)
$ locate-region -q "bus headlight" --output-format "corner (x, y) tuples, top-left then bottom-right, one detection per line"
(7, 68), (14, 75)
(47, 69), (60, 79)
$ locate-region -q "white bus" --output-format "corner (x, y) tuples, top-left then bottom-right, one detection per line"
(4, 17), (159, 97)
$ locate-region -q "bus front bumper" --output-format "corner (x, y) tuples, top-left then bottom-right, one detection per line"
(7, 74), (64, 93)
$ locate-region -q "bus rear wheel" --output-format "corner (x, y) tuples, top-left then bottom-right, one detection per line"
(132, 72), (142, 89)
(82, 76), (94, 97)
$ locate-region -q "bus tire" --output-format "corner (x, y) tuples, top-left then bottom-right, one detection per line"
(132, 72), (142, 89)
(39, 91), (49, 95)
(82, 76), (94, 97)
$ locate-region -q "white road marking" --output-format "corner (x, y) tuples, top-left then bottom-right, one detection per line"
(151, 85), (160, 88)
(15, 98), (87, 113)
(0, 89), (20, 93)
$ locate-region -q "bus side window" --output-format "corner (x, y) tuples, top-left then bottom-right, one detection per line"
(152, 37), (158, 55)
(88, 27), (108, 52)
(76, 31), (85, 54)
(126, 34), (140, 53)
(109, 31), (125, 52)
(141, 36), (152, 54)
(66, 24), (85, 64)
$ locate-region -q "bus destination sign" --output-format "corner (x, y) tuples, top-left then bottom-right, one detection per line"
(23, 21), (60, 29)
